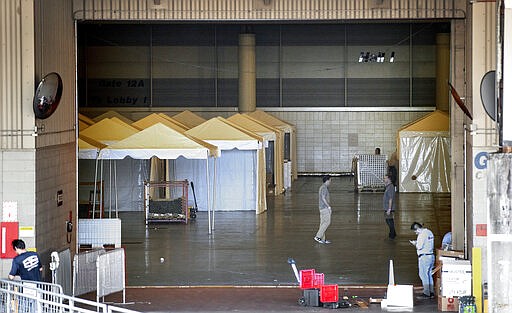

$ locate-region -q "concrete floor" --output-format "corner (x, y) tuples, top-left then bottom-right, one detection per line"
(111, 176), (450, 312)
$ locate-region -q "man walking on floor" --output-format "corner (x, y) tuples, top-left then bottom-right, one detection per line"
(383, 175), (397, 239)
(315, 175), (332, 244)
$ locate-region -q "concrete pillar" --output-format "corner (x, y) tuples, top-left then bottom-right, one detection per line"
(436, 33), (450, 112)
(238, 33), (256, 113)
(450, 20), (466, 252)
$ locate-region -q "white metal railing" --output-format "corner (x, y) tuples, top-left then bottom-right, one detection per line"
(0, 279), (139, 313)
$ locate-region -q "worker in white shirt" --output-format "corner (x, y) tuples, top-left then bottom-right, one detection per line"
(409, 222), (435, 299)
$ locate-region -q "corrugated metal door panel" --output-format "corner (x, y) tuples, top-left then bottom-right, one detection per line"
(1, 0), (25, 149)
(73, 0), (464, 21)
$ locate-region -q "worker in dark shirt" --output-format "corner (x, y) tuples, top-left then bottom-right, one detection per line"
(383, 175), (397, 239)
(9, 239), (42, 281)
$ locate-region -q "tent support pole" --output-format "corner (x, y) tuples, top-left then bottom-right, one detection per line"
(93, 157), (99, 218)
(109, 160), (112, 218)
(207, 157), (211, 234)
(114, 161), (118, 218)
(212, 157), (217, 231)
(100, 159), (104, 218)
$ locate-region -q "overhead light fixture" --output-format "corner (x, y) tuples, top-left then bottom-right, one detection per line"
(389, 51), (395, 63)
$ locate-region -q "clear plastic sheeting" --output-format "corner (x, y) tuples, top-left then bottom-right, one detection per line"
(487, 153), (512, 313)
(173, 150), (257, 211)
(79, 158), (149, 213)
(399, 131), (450, 193)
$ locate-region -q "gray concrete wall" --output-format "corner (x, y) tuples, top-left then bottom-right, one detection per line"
(0, 151), (36, 276)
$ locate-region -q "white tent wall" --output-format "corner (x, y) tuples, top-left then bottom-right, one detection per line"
(399, 131), (451, 193)
(173, 150), (257, 211)
(78, 158), (149, 213)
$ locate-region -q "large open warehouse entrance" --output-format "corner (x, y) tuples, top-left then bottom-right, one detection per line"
(77, 22), (454, 287)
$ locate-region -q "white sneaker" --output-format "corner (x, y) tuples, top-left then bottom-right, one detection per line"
(314, 237), (324, 244)
(324, 240), (331, 244)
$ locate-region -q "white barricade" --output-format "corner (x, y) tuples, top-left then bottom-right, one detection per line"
(73, 248), (126, 304)
(97, 248), (126, 303)
(73, 248), (106, 296)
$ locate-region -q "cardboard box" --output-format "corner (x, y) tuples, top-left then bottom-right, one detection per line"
(437, 249), (465, 260)
(441, 259), (472, 297)
(438, 296), (459, 312)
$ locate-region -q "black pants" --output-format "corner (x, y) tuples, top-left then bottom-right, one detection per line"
(386, 218), (396, 239)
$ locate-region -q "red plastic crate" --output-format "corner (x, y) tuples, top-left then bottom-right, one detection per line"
(299, 269), (316, 289)
(314, 273), (324, 288)
(320, 284), (339, 303)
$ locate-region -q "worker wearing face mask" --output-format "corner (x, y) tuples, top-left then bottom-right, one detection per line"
(409, 222), (435, 299)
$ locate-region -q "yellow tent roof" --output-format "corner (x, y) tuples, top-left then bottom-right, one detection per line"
(171, 110), (207, 129)
(78, 135), (107, 159)
(157, 113), (190, 130)
(78, 135), (106, 149)
(99, 123), (219, 159)
(399, 110), (449, 132)
(78, 113), (95, 125)
(246, 110), (297, 184)
(247, 110), (295, 132)
(92, 110), (134, 124)
(79, 118), (139, 145)
(79, 120), (90, 131)
(132, 113), (187, 133)
(109, 116), (134, 128)
(186, 117), (263, 150)
(227, 113), (277, 141)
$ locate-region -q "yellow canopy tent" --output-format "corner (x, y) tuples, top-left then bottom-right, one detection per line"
(247, 110), (297, 182)
(78, 135), (106, 159)
(100, 123), (218, 159)
(245, 111), (291, 193)
(398, 110), (450, 193)
(132, 113), (188, 132)
(79, 113), (95, 126)
(79, 118), (139, 145)
(171, 110), (207, 129)
(79, 118), (140, 218)
(131, 113), (189, 197)
(227, 113), (283, 196)
(92, 110), (134, 124)
(99, 123), (219, 232)
(79, 120), (90, 131)
(184, 117), (267, 215)
(157, 113), (190, 130)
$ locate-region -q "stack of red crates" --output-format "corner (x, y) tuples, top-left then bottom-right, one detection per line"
(299, 269), (338, 303)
